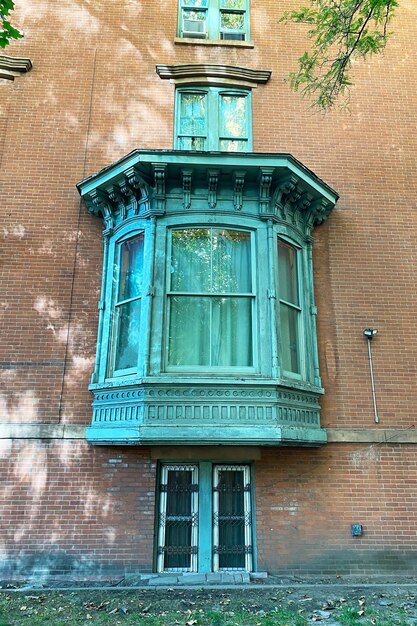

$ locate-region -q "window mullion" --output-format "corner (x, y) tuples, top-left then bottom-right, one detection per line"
(208, 90), (218, 151)
(207, 0), (220, 39)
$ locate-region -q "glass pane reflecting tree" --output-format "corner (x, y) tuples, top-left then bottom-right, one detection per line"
(168, 228), (253, 368)
(278, 239), (301, 374)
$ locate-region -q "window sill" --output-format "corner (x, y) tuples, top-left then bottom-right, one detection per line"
(174, 37), (254, 48)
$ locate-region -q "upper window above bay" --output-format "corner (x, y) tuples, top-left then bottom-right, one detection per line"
(179, 0), (249, 41)
(175, 87), (251, 151)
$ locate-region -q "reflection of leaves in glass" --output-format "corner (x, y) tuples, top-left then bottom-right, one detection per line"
(183, 0), (209, 7)
(278, 240), (298, 305)
(183, 8), (206, 21)
(221, 96), (246, 138)
(180, 93), (206, 138)
(221, 11), (244, 30)
(119, 237), (144, 300)
(171, 228), (251, 294)
(178, 136), (205, 151)
(219, 139), (246, 152)
(220, 0), (245, 9)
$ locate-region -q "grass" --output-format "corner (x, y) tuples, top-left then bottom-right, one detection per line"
(336, 605), (411, 626)
(0, 588), (413, 626)
(0, 592), (308, 626)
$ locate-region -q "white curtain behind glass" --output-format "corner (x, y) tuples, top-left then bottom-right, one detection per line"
(168, 228), (253, 367)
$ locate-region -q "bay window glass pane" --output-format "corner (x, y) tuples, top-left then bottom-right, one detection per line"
(280, 303), (300, 374)
(178, 136), (206, 151)
(168, 297), (252, 367)
(221, 0), (245, 8)
(183, 0), (208, 6)
(219, 139), (247, 152)
(114, 299), (141, 371)
(168, 228), (253, 368)
(278, 240), (299, 305)
(221, 11), (245, 31)
(119, 235), (144, 301)
(220, 95), (247, 139)
(171, 229), (211, 292)
(168, 297), (210, 366)
(212, 229), (251, 293)
(211, 297), (252, 366)
(179, 93), (206, 144)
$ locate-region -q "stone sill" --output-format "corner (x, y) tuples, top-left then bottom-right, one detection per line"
(174, 37), (254, 48)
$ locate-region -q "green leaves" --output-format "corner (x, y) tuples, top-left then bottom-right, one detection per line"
(0, 0), (23, 49)
(281, 0), (397, 109)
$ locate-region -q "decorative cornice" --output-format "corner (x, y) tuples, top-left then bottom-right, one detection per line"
(0, 55), (32, 81)
(77, 150), (339, 229)
(156, 64), (271, 86)
(269, 173), (335, 227)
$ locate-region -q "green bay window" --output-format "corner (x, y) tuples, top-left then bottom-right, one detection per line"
(79, 150), (338, 447)
(176, 88), (251, 152)
(179, 0), (249, 41)
(167, 227), (254, 369)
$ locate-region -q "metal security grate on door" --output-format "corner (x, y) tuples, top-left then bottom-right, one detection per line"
(213, 465), (252, 571)
(156, 463), (252, 573)
(157, 465), (198, 572)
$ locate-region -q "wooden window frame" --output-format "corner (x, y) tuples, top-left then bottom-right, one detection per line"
(165, 226), (257, 373)
(178, 0), (250, 42)
(108, 233), (145, 378)
(175, 87), (252, 152)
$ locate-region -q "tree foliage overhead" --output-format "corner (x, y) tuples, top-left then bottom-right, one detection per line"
(0, 0), (22, 49)
(281, 0), (397, 109)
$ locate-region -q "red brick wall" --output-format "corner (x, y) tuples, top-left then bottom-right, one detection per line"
(256, 445), (417, 574)
(1, 442), (415, 577)
(0, 441), (156, 576)
(0, 0), (416, 576)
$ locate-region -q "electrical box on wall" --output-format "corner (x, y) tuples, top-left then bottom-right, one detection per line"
(351, 524), (363, 537)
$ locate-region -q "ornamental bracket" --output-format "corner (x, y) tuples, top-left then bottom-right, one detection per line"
(182, 169), (193, 210)
(207, 169), (219, 209)
(84, 189), (114, 230)
(233, 170), (246, 211)
(151, 163), (167, 215)
(258, 167), (275, 215)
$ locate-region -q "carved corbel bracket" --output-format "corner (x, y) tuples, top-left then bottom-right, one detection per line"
(84, 189), (114, 230)
(182, 169), (193, 210)
(306, 197), (334, 226)
(152, 163), (167, 215)
(207, 169), (219, 209)
(279, 174), (301, 207)
(258, 167), (275, 215)
(125, 166), (150, 214)
(107, 184), (128, 221)
(233, 170), (246, 211)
